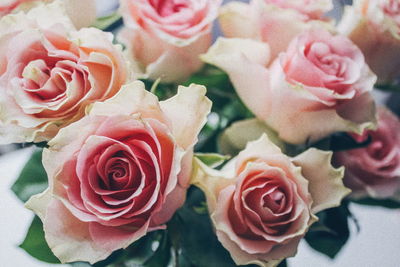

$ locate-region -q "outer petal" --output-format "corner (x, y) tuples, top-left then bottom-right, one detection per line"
(89, 81), (167, 123)
(265, 63), (377, 144)
(21, 0), (76, 30)
(338, 2), (400, 83)
(12, 0), (95, 29)
(292, 148), (350, 214)
(219, 118), (285, 156)
(26, 191), (111, 264)
(251, 1), (313, 60)
(216, 229), (299, 267)
(201, 37), (272, 120)
(160, 83), (212, 150)
(219, 0), (333, 61)
(63, 0), (96, 29)
(145, 33), (211, 83)
(43, 116), (106, 189)
(218, 2), (257, 39)
(191, 157), (236, 213)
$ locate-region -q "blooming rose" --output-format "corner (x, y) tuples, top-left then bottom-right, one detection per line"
(0, 0), (96, 29)
(202, 28), (377, 144)
(192, 134), (350, 266)
(118, 0), (221, 83)
(219, 0), (333, 61)
(338, 0), (400, 83)
(0, 2), (129, 144)
(26, 81), (211, 263)
(334, 107), (400, 200)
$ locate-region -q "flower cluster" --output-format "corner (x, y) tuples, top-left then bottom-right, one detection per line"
(2, 0), (399, 266)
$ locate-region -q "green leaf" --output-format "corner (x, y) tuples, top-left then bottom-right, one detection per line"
(305, 204), (351, 259)
(11, 149), (48, 202)
(310, 133), (371, 152)
(194, 153), (230, 168)
(90, 231), (168, 267)
(91, 12), (122, 31)
(20, 216), (60, 264)
(184, 65), (233, 93)
(140, 79), (178, 101)
(143, 231), (172, 267)
(375, 83), (400, 92)
(352, 198), (400, 209)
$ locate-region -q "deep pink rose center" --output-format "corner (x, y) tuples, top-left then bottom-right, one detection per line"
(149, 0), (190, 16)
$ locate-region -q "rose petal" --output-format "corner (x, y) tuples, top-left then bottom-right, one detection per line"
(160, 83), (212, 150)
(26, 192), (111, 264)
(292, 148), (350, 213)
(201, 37), (271, 120)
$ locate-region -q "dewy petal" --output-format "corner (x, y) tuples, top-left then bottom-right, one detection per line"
(202, 37), (271, 120)
(160, 83), (211, 150)
(292, 148), (350, 214)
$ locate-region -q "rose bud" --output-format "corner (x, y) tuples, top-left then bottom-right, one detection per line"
(338, 0), (400, 83)
(118, 0), (222, 83)
(202, 28), (377, 144)
(334, 107), (400, 200)
(192, 134), (350, 266)
(0, 1), (129, 144)
(26, 81), (212, 263)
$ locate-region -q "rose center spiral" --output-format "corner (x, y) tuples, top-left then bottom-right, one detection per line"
(150, 0), (189, 16)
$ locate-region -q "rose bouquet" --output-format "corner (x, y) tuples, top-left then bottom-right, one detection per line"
(3, 0), (400, 266)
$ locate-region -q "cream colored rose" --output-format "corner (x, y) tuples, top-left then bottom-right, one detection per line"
(118, 0), (222, 83)
(0, 0), (96, 29)
(338, 0), (400, 83)
(219, 0), (333, 61)
(192, 134), (350, 267)
(0, 2), (129, 144)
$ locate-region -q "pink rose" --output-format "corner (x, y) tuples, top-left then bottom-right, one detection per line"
(219, 0), (333, 61)
(334, 107), (400, 200)
(118, 0), (221, 83)
(0, 0), (34, 16)
(192, 134), (349, 266)
(0, 2), (129, 144)
(26, 81), (212, 263)
(202, 28), (377, 144)
(0, 0), (96, 29)
(338, 0), (400, 83)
